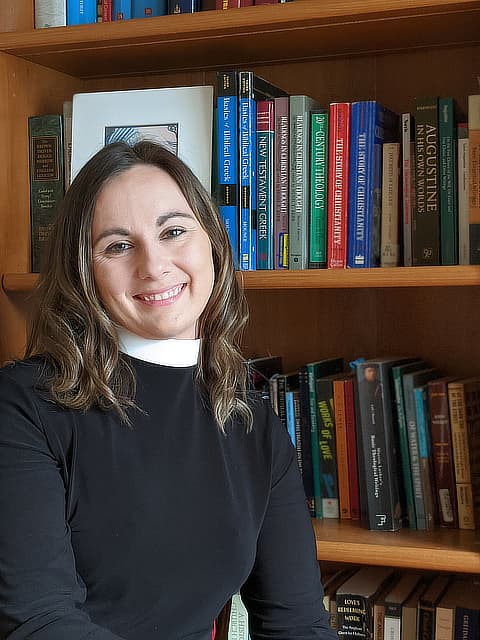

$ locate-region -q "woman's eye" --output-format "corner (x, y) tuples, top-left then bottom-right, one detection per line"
(105, 241), (132, 255)
(163, 227), (186, 239)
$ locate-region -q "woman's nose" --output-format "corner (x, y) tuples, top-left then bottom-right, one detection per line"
(136, 245), (168, 280)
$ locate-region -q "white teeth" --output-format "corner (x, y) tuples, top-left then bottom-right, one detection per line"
(138, 285), (183, 302)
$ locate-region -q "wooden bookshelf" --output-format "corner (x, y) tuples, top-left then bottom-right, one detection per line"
(1, 0), (480, 577)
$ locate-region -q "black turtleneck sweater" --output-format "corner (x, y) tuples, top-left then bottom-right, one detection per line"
(0, 357), (336, 639)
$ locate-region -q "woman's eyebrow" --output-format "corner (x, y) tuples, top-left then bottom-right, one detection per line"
(156, 211), (195, 226)
(93, 227), (130, 245)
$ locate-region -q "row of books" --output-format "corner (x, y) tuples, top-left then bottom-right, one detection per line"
(325, 567), (480, 640)
(216, 68), (480, 270)
(34, 0), (288, 27)
(228, 568), (480, 640)
(248, 354), (480, 531)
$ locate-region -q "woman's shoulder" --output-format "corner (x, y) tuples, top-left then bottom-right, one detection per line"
(0, 356), (50, 389)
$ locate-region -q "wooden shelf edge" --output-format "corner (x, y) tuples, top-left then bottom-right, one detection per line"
(313, 519), (480, 574)
(0, 0), (478, 77)
(4, 266), (480, 294)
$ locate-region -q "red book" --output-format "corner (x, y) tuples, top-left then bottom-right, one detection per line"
(103, 0), (112, 20)
(273, 95), (289, 269)
(344, 376), (360, 520)
(327, 102), (350, 268)
(215, 0), (252, 8)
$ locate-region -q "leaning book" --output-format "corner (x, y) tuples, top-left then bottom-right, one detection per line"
(71, 86), (214, 192)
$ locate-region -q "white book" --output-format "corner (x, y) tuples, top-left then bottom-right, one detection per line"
(35, 0), (67, 28)
(71, 85), (214, 192)
(458, 123), (470, 264)
(228, 594), (250, 640)
(381, 142), (401, 267)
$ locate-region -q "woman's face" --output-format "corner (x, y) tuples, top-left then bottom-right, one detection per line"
(92, 164), (214, 340)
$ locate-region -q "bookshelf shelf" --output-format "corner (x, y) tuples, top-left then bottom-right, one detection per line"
(5, 266), (480, 294)
(0, 0), (478, 79)
(313, 520), (480, 574)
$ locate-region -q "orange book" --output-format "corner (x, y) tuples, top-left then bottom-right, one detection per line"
(468, 94), (480, 263)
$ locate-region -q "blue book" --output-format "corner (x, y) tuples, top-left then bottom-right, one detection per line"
(347, 101), (398, 268)
(168, 0), (200, 12)
(67, 0), (97, 24)
(256, 100), (275, 269)
(414, 385), (437, 531)
(216, 71), (239, 267)
(285, 390), (297, 448)
(238, 71), (257, 271)
(112, 0), (132, 19)
(132, 0), (167, 16)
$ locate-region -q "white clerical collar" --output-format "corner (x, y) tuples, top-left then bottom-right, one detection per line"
(116, 326), (200, 367)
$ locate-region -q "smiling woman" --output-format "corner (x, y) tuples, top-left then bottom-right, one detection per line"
(0, 141), (337, 640)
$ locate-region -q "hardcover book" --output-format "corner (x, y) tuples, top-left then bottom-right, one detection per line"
(458, 122), (470, 264)
(380, 142), (401, 267)
(256, 100), (275, 269)
(402, 367), (441, 530)
(332, 376), (351, 518)
(273, 96), (289, 269)
(132, 0), (167, 16)
(413, 96), (440, 265)
(28, 114), (65, 273)
(288, 95), (321, 269)
(427, 377), (459, 528)
(401, 578), (431, 640)
(401, 113), (415, 266)
(216, 71), (239, 265)
(336, 566), (396, 639)
(355, 358), (415, 531)
(327, 102), (351, 268)
(435, 578), (480, 640)
(381, 572), (423, 640)
(438, 97), (458, 265)
(468, 94), (480, 263)
(35, 0), (67, 27)
(309, 109), (329, 268)
(71, 85), (213, 193)
(413, 384), (438, 531)
(112, 0), (131, 18)
(67, 0), (97, 23)
(417, 575), (451, 640)
(347, 101), (399, 268)
(168, 0), (200, 11)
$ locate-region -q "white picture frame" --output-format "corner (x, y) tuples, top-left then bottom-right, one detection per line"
(71, 85), (214, 192)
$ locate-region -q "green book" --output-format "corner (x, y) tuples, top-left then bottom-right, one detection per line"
(439, 97), (458, 265)
(309, 109), (329, 268)
(28, 114), (65, 273)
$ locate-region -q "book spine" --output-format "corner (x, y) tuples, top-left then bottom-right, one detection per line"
(414, 385), (436, 530)
(132, 0), (167, 16)
(273, 96), (289, 269)
(216, 0), (253, 8)
(316, 378), (339, 519)
(448, 381), (476, 529)
(403, 375), (429, 530)
(292, 389), (304, 480)
(427, 379), (458, 527)
(62, 100), (72, 191)
(454, 606), (480, 639)
(380, 142), (401, 267)
(298, 367), (315, 516)
(392, 367), (417, 529)
(67, 0), (97, 23)
(401, 113), (415, 267)
(309, 110), (328, 268)
(307, 366), (323, 518)
(289, 96), (312, 270)
(256, 100), (275, 269)
(344, 378), (360, 520)
(28, 114), (65, 274)
(35, 0), (67, 27)
(216, 71), (239, 267)
(458, 123), (470, 265)
(333, 379), (351, 519)
(347, 102), (381, 268)
(356, 362), (402, 531)
(238, 71), (257, 270)
(285, 390), (297, 447)
(439, 97), (458, 265)
(337, 594), (371, 638)
(434, 606), (454, 640)
(112, 0), (132, 18)
(327, 102), (350, 268)
(413, 96), (440, 265)
(102, 0), (112, 19)
(468, 94), (480, 264)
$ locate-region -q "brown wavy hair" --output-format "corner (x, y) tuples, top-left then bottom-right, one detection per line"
(25, 140), (252, 431)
